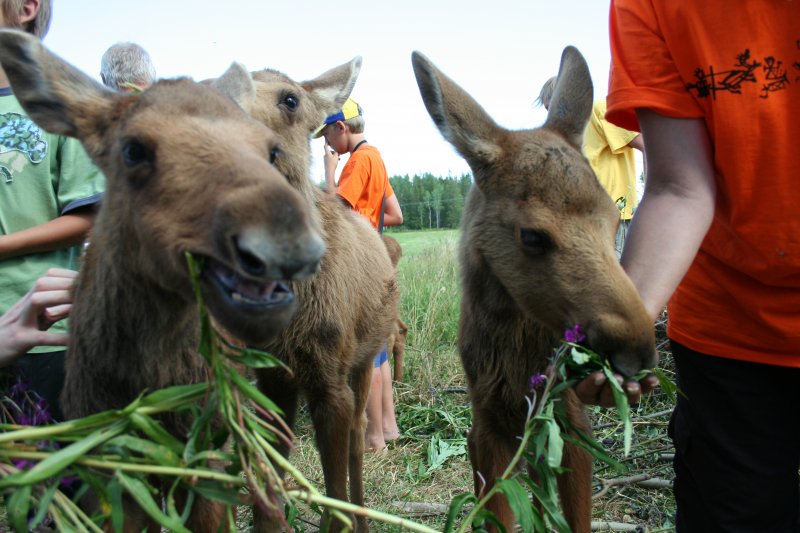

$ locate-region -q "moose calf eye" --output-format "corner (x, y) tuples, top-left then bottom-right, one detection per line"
(520, 228), (552, 253)
(282, 94), (299, 110)
(121, 139), (152, 167)
(269, 146), (283, 165)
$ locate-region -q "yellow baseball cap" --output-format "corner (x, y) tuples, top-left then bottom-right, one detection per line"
(313, 98), (361, 138)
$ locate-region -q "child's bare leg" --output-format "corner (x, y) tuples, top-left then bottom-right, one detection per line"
(365, 362), (386, 452)
(380, 360), (400, 441)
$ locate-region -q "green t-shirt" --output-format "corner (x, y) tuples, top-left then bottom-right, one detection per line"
(0, 89), (105, 353)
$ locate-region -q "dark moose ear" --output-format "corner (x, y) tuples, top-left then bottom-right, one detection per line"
(411, 50), (504, 187)
(543, 45), (593, 148)
(0, 28), (118, 153)
(301, 56), (362, 120)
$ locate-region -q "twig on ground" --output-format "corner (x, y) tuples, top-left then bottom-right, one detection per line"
(593, 473), (673, 500)
(591, 520), (645, 532)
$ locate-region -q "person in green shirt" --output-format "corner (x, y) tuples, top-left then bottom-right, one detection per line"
(0, 0), (105, 421)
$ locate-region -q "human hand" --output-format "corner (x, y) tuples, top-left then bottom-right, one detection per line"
(574, 370), (659, 408)
(0, 268), (77, 367)
(323, 140), (339, 171)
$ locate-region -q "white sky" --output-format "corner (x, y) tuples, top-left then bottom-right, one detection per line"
(45, 1), (616, 182)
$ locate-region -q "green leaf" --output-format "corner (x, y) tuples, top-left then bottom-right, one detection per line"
(602, 365), (632, 456)
(106, 435), (182, 467)
(0, 421), (126, 488)
(545, 419), (564, 468)
(569, 346), (592, 366)
(524, 478), (571, 533)
(190, 479), (244, 506)
(442, 492), (476, 533)
(224, 366), (284, 415)
(7, 484), (32, 532)
(116, 471), (191, 533)
(107, 477), (124, 533)
(497, 478), (535, 533)
(129, 412), (185, 455)
(653, 367), (684, 399)
(29, 480), (59, 528)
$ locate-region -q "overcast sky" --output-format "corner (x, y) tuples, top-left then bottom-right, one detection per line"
(45, 1), (616, 181)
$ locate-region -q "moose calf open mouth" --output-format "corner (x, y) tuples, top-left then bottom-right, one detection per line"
(203, 257), (295, 310)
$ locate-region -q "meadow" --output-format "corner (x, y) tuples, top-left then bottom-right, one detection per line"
(287, 228), (678, 532)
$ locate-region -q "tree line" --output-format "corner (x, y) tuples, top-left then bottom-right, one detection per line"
(389, 173), (473, 231)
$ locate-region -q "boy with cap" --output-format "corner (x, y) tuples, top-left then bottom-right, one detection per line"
(316, 97), (403, 452)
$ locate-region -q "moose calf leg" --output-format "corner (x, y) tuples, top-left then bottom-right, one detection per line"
(253, 368), (301, 533)
(310, 382), (357, 532)
(557, 391), (593, 533)
(348, 363), (373, 531)
(467, 423), (517, 532)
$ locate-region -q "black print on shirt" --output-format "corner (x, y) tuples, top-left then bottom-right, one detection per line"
(687, 47), (797, 100)
(686, 49), (759, 98)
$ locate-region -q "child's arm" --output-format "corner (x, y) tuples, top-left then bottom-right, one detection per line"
(383, 194), (404, 227)
(0, 209), (95, 260)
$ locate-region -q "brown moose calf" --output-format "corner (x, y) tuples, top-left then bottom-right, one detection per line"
(412, 47), (657, 532)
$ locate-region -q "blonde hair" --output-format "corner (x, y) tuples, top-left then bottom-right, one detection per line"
(536, 76), (557, 110)
(2, 0), (51, 38)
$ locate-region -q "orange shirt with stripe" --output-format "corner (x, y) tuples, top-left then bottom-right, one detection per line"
(607, 0), (800, 367)
(337, 144), (394, 231)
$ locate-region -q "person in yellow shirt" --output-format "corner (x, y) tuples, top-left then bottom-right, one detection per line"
(537, 79), (644, 255)
(584, 99), (644, 254)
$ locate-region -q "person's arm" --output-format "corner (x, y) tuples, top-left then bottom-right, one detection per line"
(627, 133), (646, 178)
(0, 209), (95, 260)
(575, 110), (716, 407)
(0, 268), (77, 366)
(621, 111), (715, 318)
(382, 194), (403, 227)
(628, 133), (644, 152)
(323, 140), (340, 194)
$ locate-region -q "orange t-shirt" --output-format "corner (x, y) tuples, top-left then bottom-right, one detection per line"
(337, 144), (394, 231)
(607, 1), (800, 366)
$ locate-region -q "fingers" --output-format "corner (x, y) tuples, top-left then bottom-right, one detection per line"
(574, 370), (655, 408)
(41, 303), (73, 330)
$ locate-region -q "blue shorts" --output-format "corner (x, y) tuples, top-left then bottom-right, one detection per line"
(374, 348), (388, 368)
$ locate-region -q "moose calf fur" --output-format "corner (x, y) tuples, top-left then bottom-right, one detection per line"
(0, 30), (325, 532)
(413, 47), (657, 532)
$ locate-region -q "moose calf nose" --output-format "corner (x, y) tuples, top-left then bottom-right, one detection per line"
(234, 227), (325, 282)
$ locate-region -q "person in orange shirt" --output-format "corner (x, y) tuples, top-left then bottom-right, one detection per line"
(601, 1), (800, 530)
(317, 98), (403, 452)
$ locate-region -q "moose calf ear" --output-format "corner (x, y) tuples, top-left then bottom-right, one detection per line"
(0, 29), (116, 147)
(212, 62), (256, 112)
(543, 46), (593, 148)
(411, 50), (503, 170)
(302, 56), (362, 120)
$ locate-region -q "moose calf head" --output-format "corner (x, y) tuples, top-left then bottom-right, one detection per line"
(412, 47), (656, 376)
(0, 29), (325, 344)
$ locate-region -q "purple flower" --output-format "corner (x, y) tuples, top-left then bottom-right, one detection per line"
(12, 458), (32, 470)
(60, 475), (78, 489)
(9, 381), (28, 400)
(564, 324), (586, 344)
(529, 373), (547, 390)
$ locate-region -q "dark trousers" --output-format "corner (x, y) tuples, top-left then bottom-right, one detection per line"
(10, 350), (66, 422)
(669, 341), (800, 533)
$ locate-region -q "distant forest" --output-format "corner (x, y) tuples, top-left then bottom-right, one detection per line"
(389, 173), (473, 231)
